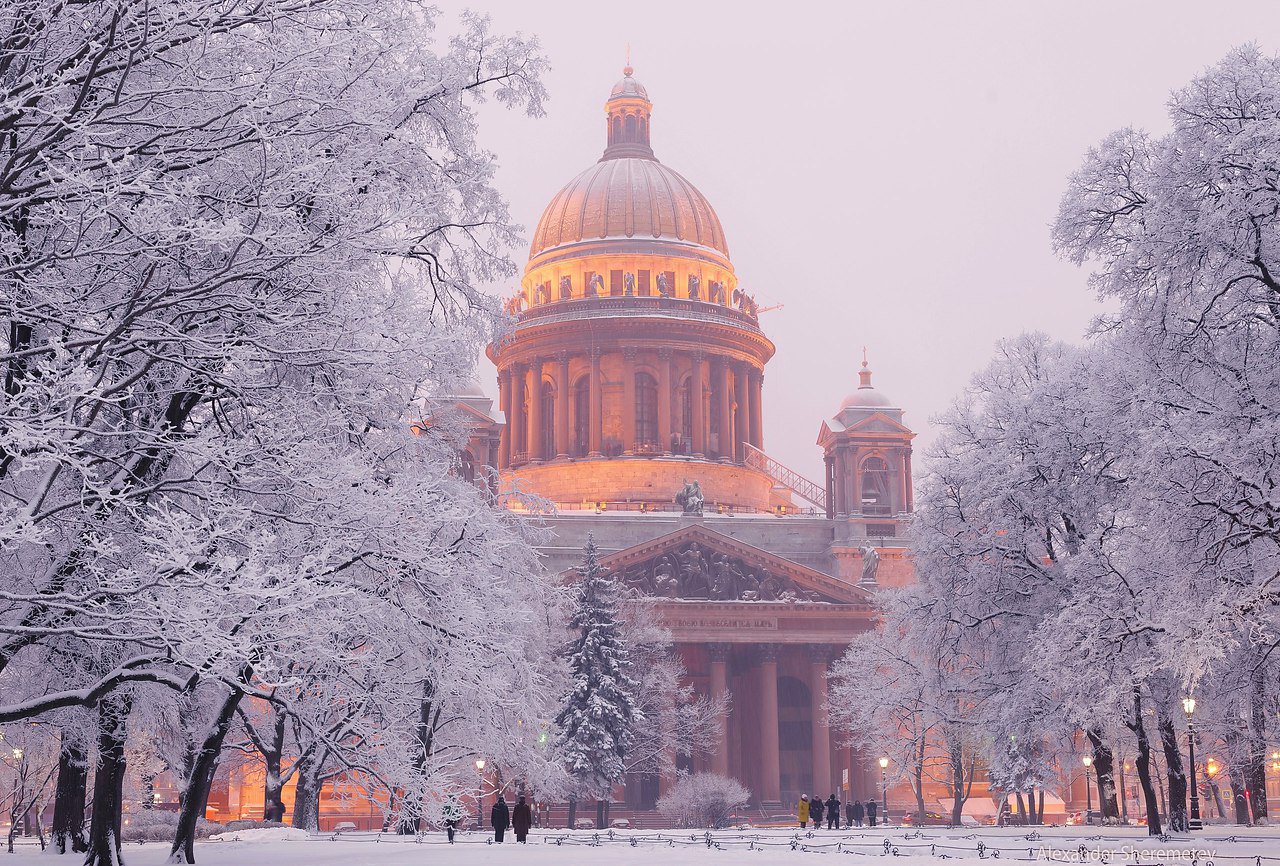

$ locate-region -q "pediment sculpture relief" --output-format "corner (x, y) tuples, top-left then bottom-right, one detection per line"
(618, 541), (832, 603)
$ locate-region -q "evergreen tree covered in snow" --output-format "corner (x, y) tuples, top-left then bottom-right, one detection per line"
(555, 537), (640, 800)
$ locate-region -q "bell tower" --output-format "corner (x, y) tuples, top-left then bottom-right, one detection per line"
(817, 353), (915, 581)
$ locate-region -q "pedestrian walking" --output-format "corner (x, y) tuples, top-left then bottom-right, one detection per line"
(512, 795), (532, 843)
(844, 799), (854, 828)
(826, 794), (840, 829)
(866, 797), (878, 828)
(491, 794), (510, 842)
(851, 799), (865, 828)
(810, 794), (825, 829)
(442, 794), (464, 843)
(798, 794), (810, 829)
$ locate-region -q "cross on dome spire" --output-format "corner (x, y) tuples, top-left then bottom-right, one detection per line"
(859, 348), (873, 389)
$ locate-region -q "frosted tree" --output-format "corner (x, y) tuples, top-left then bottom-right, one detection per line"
(555, 537), (640, 829)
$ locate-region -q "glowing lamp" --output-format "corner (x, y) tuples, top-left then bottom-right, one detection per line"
(1082, 756), (1092, 767)
(878, 757), (889, 769)
(1182, 697), (1196, 715)
(1206, 759), (1218, 776)
(11, 749), (21, 760)
(475, 759), (486, 771)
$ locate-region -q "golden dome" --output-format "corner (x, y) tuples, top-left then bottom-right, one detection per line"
(529, 158), (729, 261)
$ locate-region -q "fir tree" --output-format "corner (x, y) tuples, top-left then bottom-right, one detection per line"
(555, 536), (640, 824)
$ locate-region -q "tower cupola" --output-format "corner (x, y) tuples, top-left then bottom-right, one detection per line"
(603, 65), (655, 160)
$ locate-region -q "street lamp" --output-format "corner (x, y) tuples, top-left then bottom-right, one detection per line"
(1082, 756), (1093, 825)
(878, 757), (889, 827)
(475, 759), (486, 830)
(1183, 697), (1201, 830)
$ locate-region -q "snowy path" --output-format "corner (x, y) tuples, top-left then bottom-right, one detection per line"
(7, 826), (1280, 865)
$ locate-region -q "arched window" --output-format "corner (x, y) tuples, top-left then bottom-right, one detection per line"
(677, 376), (693, 454)
(540, 382), (556, 461)
(861, 456), (891, 515)
(573, 376), (590, 457)
(635, 372), (658, 453)
(458, 449), (475, 483)
(612, 115), (622, 143)
(625, 114), (637, 141)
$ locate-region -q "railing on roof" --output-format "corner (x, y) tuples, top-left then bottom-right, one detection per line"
(743, 443), (828, 512)
(511, 295), (764, 333)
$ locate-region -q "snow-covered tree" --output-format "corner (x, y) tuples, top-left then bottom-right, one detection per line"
(555, 537), (640, 827)
(656, 774), (750, 829)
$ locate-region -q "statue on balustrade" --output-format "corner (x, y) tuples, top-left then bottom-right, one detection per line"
(559, 275), (572, 299)
(859, 544), (880, 584)
(656, 272), (671, 297)
(676, 479), (704, 515)
(624, 272), (635, 295)
(588, 273), (604, 296)
(688, 274), (701, 300)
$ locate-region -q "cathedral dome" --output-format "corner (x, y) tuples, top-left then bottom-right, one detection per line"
(529, 158), (729, 261)
(839, 356), (896, 411)
(609, 66), (649, 100)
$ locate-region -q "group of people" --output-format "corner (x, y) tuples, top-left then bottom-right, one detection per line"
(439, 793), (534, 843)
(798, 794), (879, 829)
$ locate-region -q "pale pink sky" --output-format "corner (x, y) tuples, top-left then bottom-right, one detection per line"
(466, 0), (1280, 483)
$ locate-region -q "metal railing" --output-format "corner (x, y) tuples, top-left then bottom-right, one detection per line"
(743, 443), (828, 511)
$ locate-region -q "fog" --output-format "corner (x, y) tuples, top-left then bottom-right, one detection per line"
(464, 0), (1280, 481)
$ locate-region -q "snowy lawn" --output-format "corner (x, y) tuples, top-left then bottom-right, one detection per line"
(6, 826), (1280, 865)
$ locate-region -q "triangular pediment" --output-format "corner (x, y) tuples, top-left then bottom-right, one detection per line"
(582, 523), (870, 605)
(845, 411), (914, 436)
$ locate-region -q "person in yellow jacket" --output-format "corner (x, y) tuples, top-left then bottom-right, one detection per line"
(798, 794), (810, 828)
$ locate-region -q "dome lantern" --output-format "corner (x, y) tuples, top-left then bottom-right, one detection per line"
(603, 65), (655, 160)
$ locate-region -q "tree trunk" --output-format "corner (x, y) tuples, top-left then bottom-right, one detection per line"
(1087, 728), (1120, 820)
(914, 736), (927, 822)
(1036, 788), (1045, 825)
(948, 749), (965, 827)
(1248, 667), (1269, 824)
(290, 749), (326, 832)
(595, 798), (605, 830)
(1155, 711), (1187, 832)
(1015, 791), (1026, 825)
(52, 738), (88, 854)
(262, 712), (287, 823)
(85, 692), (132, 866)
(566, 797), (577, 830)
(1223, 721), (1251, 826)
(1126, 691), (1162, 836)
(169, 683), (245, 864)
(1210, 780), (1228, 821)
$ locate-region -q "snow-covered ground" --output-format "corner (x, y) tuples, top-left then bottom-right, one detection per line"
(7, 826), (1280, 865)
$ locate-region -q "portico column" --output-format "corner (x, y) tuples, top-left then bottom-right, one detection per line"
(810, 645), (833, 796)
(709, 643), (731, 777)
(691, 352), (706, 459)
(715, 358), (731, 462)
(824, 455), (835, 519)
(497, 369), (512, 469)
(758, 643), (782, 807)
(658, 348), (673, 455)
(511, 362), (527, 464)
(589, 349), (602, 457)
(750, 370), (764, 449)
(732, 363), (748, 462)
(905, 451), (914, 511)
(556, 352), (571, 460)
(527, 357), (545, 463)
(622, 347), (637, 455)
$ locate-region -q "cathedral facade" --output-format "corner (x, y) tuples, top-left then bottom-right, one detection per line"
(456, 66), (920, 814)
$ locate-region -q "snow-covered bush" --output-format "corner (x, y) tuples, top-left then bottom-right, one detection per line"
(656, 774), (751, 829)
(121, 811), (223, 843)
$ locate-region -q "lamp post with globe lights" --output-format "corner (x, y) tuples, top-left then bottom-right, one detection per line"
(1183, 697), (1201, 830)
(1082, 756), (1093, 824)
(879, 756), (889, 826)
(475, 759), (486, 830)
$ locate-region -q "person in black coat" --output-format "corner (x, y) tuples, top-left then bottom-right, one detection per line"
(866, 797), (878, 828)
(851, 799), (865, 827)
(825, 794), (840, 829)
(810, 794), (825, 829)
(511, 795), (532, 843)
(491, 795), (510, 842)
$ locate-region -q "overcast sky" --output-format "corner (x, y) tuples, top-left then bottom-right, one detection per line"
(462, 0), (1280, 483)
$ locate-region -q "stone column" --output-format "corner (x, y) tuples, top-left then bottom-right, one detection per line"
(709, 643), (731, 777)
(851, 448), (862, 515)
(715, 358), (731, 462)
(750, 369), (764, 449)
(758, 643), (782, 807)
(556, 352), (571, 460)
(691, 352), (706, 459)
(829, 455), (839, 516)
(589, 349), (603, 457)
(810, 645), (833, 797)
(527, 357), (544, 463)
(510, 362), (527, 464)
(622, 347), (637, 455)
(658, 347), (673, 455)
(732, 363), (748, 462)
(904, 450), (914, 511)
(497, 368), (511, 469)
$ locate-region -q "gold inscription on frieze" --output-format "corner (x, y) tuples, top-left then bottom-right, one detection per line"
(668, 618), (778, 630)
